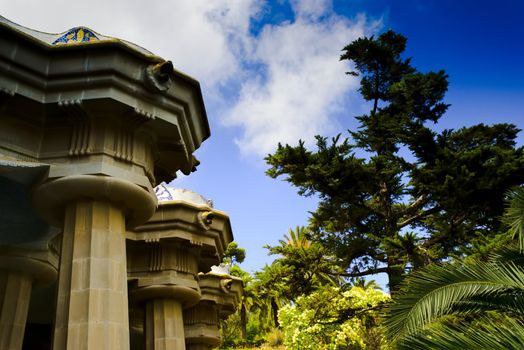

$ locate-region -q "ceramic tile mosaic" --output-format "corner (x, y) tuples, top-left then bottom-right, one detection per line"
(52, 27), (98, 45)
(155, 183), (174, 201)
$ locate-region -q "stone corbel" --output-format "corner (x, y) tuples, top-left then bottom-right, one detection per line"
(145, 61), (175, 92)
(219, 278), (233, 293)
(197, 211), (214, 231)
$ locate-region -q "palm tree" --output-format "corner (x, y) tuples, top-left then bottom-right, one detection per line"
(265, 226), (343, 299)
(280, 226), (311, 249)
(351, 277), (382, 290)
(384, 187), (524, 349)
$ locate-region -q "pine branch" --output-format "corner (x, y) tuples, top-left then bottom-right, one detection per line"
(339, 267), (390, 278)
(400, 195), (429, 217)
(397, 205), (441, 229)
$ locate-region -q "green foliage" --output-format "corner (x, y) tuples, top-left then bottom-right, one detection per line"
(385, 257), (524, 342)
(264, 226), (343, 300)
(266, 30), (524, 290)
(279, 285), (390, 349)
(394, 316), (524, 350)
(221, 265), (280, 348)
(220, 309), (266, 348)
(220, 310), (244, 348)
(221, 231), (399, 349)
(503, 187), (524, 250)
(223, 242), (247, 265)
(252, 263), (288, 328)
(266, 328), (284, 347)
(384, 188), (524, 348)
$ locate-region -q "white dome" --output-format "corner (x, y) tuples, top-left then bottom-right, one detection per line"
(154, 183), (213, 207)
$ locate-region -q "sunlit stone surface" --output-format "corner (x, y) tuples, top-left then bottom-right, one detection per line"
(0, 15), (243, 350)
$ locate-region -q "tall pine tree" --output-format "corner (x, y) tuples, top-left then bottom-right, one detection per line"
(266, 30), (524, 291)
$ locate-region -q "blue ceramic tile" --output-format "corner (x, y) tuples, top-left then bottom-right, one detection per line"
(52, 27), (98, 45)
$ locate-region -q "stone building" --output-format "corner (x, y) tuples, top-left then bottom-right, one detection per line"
(0, 16), (242, 350)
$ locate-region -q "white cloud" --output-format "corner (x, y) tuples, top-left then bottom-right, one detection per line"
(223, 11), (376, 157)
(290, 0), (332, 21)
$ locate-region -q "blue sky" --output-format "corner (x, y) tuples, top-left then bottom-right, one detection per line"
(2, 0), (523, 280)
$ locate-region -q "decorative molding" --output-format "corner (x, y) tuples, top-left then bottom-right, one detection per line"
(113, 124), (134, 163)
(134, 107), (156, 120)
(58, 100), (92, 156)
(163, 247), (198, 274)
(183, 303), (218, 326)
(148, 245), (163, 272)
(220, 278), (233, 293)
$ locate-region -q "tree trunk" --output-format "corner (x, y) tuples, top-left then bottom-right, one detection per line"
(240, 303), (247, 341)
(387, 261), (404, 294)
(271, 298), (279, 328)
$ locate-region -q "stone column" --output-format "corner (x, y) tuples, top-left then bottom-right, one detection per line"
(0, 253), (57, 350)
(1, 16), (211, 350)
(0, 272), (32, 350)
(53, 201), (128, 349)
(33, 175), (157, 350)
(128, 243), (201, 350)
(145, 299), (185, 350)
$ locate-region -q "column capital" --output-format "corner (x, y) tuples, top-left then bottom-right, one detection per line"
(128, 241), (202, 309)
(33, 174), (157, 228)
(130, 285), (201, 309)
(0, 247), (57, 287)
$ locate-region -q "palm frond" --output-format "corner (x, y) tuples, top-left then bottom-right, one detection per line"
(503, 186), (524, 251)
(384, 260), (524, 342)
(449, 291), (524, 315)
(489, 245), (524, 265)
(396, 315), (524, 350)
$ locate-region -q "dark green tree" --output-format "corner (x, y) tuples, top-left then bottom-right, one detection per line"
(221, 265), (261, 346)
(253, 263), (289, 328)
(266, 30), (524, 290)
(222, 242), (246, 265)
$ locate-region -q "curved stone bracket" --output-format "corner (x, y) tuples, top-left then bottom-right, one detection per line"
(145, 61), (175, 92)
(198, 210), (215, 231)
(220, 278), (233, 293)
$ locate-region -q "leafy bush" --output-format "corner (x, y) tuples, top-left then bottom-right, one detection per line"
(279, 285), (390, 349)
(266, 328), (284, 346)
